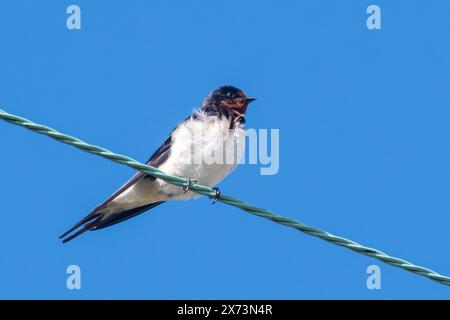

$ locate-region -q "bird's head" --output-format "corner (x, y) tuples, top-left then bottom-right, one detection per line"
(203, 86), (256, 114)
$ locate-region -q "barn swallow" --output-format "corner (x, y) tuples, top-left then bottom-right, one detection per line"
(60, 86), (255, 243)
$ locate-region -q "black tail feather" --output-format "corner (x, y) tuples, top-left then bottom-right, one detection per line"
(60, 202), (165, 243)
(59, 213), (100, 239)
(61, 225), (91, 244)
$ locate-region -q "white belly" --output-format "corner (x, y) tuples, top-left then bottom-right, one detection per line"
(109, 112), (246, 211)
(156, 112), (246, 199)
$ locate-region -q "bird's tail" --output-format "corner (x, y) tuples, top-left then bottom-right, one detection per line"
(59, 201), (165, 243)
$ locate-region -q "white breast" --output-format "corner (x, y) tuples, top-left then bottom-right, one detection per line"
(109, 111), (246, 212)
(156, 111), (246, 199)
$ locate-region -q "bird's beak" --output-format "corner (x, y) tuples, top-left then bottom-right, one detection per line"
(246, 98), (256, 104)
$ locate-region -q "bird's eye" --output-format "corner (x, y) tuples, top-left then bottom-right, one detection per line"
(226, 92), (235, 98)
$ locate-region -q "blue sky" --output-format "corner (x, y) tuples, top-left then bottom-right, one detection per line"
(1, 1), (450, 299)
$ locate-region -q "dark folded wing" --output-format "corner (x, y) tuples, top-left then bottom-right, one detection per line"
(59, 134), (174, 242)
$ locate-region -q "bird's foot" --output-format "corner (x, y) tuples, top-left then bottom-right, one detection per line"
(209, 187), (221, 204)
(183, 178), (197, 193)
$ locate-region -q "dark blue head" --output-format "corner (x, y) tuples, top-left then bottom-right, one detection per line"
(203, 86), (256, 114)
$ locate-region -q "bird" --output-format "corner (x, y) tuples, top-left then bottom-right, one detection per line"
(59, 86), (256, 243)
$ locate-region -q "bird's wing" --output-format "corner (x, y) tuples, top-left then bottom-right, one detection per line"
(59, 134), (174, 243)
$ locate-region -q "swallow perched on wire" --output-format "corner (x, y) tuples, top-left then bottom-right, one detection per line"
(60, 86), (256, 243)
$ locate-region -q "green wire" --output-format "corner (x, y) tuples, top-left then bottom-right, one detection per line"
(1, 108), (449, 287)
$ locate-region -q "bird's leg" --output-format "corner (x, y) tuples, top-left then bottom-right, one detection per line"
(209, 187), (221, 204)
(183, 178), (197, 193)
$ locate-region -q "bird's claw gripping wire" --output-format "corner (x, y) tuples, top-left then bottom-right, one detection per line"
(183, 178), (197, 193)
(209, 187), (221, 204)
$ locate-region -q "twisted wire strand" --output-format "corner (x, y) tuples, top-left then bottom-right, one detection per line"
(1, 109), (449, 287)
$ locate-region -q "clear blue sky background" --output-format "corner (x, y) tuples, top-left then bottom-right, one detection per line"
(1, 1), (449, 299)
